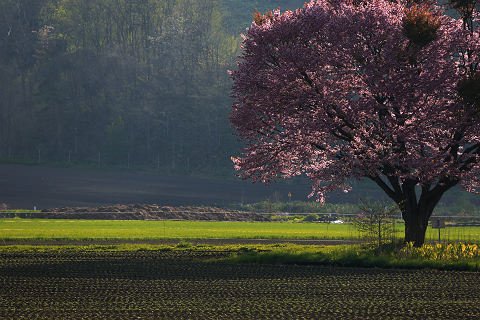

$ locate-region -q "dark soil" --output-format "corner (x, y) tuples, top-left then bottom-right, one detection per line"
(1, 250), (479, 319)
(0, 163), (474, 211)
(7, 203), (271, 221)
(0, 164), (316, 209)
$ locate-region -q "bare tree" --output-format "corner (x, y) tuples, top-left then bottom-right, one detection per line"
(353, 200), (398, 248)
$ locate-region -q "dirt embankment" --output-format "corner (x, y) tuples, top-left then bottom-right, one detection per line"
(1, 204), (270, 221)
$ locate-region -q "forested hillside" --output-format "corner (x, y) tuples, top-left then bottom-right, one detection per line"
(0, 0), (303, 175)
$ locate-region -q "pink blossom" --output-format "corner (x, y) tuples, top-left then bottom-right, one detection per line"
(231, 0), (480, 245)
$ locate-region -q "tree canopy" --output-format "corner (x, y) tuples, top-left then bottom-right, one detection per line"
(231, 0), (480, 245)
(1, 0), (309, 174)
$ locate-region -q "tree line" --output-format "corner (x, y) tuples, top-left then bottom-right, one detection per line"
(0, 0), (303, 174)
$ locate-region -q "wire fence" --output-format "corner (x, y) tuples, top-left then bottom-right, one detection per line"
(262, 212), (480, 243)
(0, 211), (479, 243)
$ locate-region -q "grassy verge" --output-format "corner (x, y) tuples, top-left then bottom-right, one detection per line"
(0, 242), (478, 272)
(225, 243), (480, 271)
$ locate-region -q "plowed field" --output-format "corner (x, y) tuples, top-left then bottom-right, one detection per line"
(1, 250), (479, 319)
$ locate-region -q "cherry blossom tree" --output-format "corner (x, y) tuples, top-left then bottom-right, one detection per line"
(230, 0), (479, 246)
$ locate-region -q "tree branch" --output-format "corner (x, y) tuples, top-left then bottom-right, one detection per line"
(368, 175), (401, 202)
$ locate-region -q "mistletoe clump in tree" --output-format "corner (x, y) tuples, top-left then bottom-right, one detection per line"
(231, 0), (479, 246)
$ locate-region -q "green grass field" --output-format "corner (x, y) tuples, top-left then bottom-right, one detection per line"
(0, 219), (359, 240)
(1, 219), (479, 242)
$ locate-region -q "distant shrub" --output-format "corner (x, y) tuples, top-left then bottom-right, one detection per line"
(238, 201), (359, 214)
(302, 214), (320, 222)
(176, 240), (193, 248)
(270, 215), (289, 222)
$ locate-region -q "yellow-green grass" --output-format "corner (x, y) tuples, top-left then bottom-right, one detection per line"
(0, 219), (360, 240)
(0, 243), (336, 253)
(426, 225), (480, 243)
(0, 219), (479, 242)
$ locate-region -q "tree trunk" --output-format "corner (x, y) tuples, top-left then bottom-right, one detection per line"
(404, 216), (428, 247)
(370, 175), (457, 248)
(400, 181), (455, 247)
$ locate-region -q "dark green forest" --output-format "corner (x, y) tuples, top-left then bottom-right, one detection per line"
(0, 0), (304, 175)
